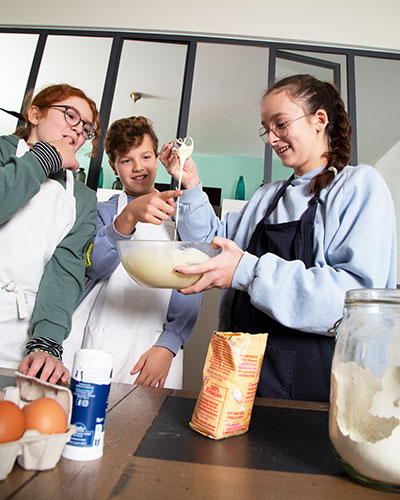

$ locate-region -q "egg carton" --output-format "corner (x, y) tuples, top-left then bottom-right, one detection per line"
(0, 372), (76, 481)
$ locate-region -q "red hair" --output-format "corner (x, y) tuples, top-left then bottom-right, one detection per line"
(14, 83), (101, 157)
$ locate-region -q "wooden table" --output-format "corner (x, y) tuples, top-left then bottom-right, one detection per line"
(0, 367), (395, 500)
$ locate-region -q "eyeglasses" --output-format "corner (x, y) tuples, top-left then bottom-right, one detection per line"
(43, 105), (96, 140)
(259, 114), (310, 143)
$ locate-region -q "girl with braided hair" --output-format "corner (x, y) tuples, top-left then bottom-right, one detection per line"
(159, 73), (396, 402)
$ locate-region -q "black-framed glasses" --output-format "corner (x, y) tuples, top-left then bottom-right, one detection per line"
(42, 105), (96, 140)
(259, 114), (310, 143)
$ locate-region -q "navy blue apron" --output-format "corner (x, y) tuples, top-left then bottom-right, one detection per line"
(229, 175), (335, 402)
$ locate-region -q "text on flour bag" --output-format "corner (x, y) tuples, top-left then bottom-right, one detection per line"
(62, 349), (113, 461)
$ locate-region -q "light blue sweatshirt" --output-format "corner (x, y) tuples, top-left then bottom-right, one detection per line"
(177, 165), (397, 335)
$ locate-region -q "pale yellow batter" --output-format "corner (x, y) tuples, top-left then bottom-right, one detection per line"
(120, 245), (210, 288)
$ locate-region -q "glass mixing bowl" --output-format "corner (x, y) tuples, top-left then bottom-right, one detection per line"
(117, 240), (220, 288)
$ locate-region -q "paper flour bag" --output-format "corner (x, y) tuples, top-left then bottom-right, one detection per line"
(189, 331), (268, 440)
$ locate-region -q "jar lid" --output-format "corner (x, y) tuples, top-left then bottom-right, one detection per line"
(345, 288), (400, 303)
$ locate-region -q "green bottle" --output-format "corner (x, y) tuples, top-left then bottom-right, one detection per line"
(235, 175), (245, 200)
(77, 167), (86, 183)
(98, 167), (103, 188)
(112, 177), (123, 190)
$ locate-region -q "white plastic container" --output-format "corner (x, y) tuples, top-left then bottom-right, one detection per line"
(62, 349), (113, 461)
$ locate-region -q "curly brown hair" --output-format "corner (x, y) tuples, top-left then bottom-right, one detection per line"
(104, 116), (159, 165)
(265, 74), (352, 193)
(14, 83), (101, 157)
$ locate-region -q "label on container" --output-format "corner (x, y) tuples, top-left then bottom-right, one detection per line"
(67, 379), (111, 448)
(62, 349), (113, 461)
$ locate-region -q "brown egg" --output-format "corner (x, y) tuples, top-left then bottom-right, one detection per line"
(0, 400), (25, 443)
(23, 397), (68, 435)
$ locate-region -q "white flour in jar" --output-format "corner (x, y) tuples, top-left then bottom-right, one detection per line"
(330, 359), (400, 484)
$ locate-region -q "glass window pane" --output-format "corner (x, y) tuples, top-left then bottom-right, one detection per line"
(0, 33), (39, 135)
(100, 39), (188, 189)
(35, 35), (113, 172)
(188, 42), (269, 208)
(356, 56), (400, 166)
(356, 55), (400, 283)
(276, 50), (347, 105)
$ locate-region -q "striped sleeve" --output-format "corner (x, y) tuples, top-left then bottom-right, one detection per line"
(30, 141), (63, 176)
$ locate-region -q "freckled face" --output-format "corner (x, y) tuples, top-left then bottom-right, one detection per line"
(111, 134), (158, 197)
(27, 96), (93, 153)
(260, 90), (327, 176)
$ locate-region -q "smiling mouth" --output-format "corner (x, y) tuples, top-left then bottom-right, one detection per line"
(276, 145), (290, 155)
(133, 175), (147, 181)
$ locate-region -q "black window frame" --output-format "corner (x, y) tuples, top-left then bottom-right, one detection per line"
(1, 26), (399, 189)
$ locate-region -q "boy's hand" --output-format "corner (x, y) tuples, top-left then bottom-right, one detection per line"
(18, 351), (70, 385)
(130, 346), (174, 388)
(114, 190), (182, 235)
(159, 143), (200, 189)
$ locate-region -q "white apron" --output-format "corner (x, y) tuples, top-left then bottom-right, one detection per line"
(0, 139), (76, 368)
(65, 192), (183, 388)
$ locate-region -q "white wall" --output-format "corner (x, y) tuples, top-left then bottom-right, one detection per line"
(183, 289), (220, 391)
(376, 141), (400, 284)
(2, 0), (400, 53)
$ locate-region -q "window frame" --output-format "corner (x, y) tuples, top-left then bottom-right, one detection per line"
(1, 25), (399, 189)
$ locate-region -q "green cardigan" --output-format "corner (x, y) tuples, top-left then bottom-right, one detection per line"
(0, 134), (97, 344)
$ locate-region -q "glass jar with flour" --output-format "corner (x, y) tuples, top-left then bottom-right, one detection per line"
(329, 288), (400, 493)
